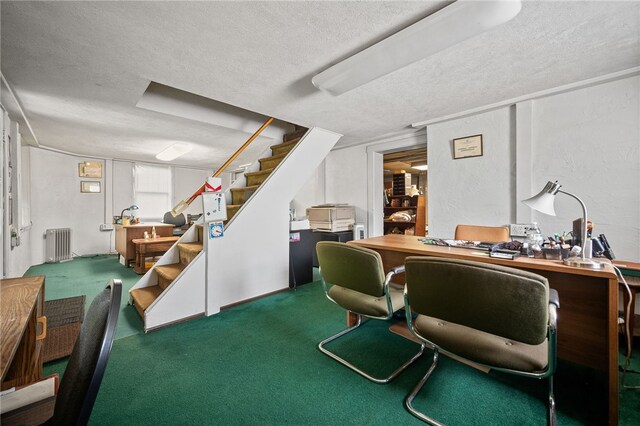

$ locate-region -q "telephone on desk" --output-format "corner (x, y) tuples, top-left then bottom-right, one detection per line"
(592, 234), (615, 260)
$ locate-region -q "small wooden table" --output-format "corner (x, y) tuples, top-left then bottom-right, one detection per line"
(131, 236), (179, 274)
(115, 223), (174, 267)
(1, 276), (46, 390)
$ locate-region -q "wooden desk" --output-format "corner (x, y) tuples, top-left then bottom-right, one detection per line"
(1, 276), (46, 391)
(349, 235), (620, 425)
(115, 223), (173, 267)
(131, 236), (179, 274)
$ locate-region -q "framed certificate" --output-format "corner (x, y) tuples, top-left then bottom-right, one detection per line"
(80, 181), (101, 193)
(453, 134), (483, 159)
(78, 161), (102, 178)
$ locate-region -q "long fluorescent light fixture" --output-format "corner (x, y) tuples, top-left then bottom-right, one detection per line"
(156, 143), (192, 161)
(312, 0), (522, 96)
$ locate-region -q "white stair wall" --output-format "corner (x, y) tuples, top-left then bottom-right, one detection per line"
(144, 252), (206, 331)
(206, 127), (341, 315)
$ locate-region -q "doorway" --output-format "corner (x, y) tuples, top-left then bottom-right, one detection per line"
(383, 147), (428, 236)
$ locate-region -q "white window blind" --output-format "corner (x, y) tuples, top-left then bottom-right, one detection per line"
(134, 164), (171, 221)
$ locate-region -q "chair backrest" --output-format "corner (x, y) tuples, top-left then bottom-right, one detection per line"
(316, 241), (386, 297)
(163, 211), (186, 227)
(454, 224), (510, 242)
(405, 257), (549, 345)
(50, 280), (122, 426)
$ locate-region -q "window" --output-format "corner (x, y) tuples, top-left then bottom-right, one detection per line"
(134, 164), (171, 221)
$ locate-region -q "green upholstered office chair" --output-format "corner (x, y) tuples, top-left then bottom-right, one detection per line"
(403, 256), (559, 425)
(316, 241), (424, 384)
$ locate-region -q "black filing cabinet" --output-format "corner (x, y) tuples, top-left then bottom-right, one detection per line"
(289, 229), (315, 288)
(311, 230), (354, 267)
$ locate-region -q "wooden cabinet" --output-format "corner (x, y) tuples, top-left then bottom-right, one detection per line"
(115, 223), (174, 266)
(384, 195), (426, 237)
(1, 276), (45, 391)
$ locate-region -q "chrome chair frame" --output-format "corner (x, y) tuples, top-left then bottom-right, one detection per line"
(403, 287), (559, 426)
(318, 265), (425, 384)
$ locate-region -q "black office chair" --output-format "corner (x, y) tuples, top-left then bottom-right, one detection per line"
(403, 257), (559, 425)
(316, 241), (424, 383)
(47, 279), (122, 425)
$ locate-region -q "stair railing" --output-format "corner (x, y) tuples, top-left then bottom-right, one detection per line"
(171, 117), (274, 216)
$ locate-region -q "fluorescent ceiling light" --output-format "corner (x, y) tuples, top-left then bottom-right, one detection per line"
(156, 143), (192, 161)
(412, 164), (429, 171)
(312, 0), (522, 95)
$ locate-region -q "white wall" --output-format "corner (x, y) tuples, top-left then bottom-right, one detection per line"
(29, 148), (111, 264)
(28, 150), (213, 266)
(426, 75), (639, 261)
(318, 75), (638, 262)
(2, 111), (33, 277)
(529, 77), (639, 261)
(427, 107), (515, 237)
(326, 145), (369, 225)
(290, 160), (326, 217)
(300, 131), (427, 237)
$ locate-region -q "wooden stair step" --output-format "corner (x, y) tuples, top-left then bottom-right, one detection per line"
(244, 168), (274, 186)
(230, 185), (260, 193)
(258, 153), (286, 170)
(230, 185), (259, 205)
(270, 139), (298, 156)
(226, 204), (241, 222)
(283, 128), (307, 142)
(178, 242), (203, 265)
(130, 285), (163, 318)
(155, 263), (186, 290)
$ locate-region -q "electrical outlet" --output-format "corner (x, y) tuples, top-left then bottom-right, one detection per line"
(100, 224), (114, 231)
(509, 224), (528, 237)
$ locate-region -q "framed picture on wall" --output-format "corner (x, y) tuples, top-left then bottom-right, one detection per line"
(78, 161), (102, 178)
(453, 134), (483, 159)
(80, 181), (101, 193)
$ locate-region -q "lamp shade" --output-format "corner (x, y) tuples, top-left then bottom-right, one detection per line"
(522, 181), (562, 216)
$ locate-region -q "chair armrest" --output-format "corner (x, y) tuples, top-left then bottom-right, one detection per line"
(390, 265), (406, 275)
(384, 265), (406, 285)
(548, 288), (560, 309)
(548, 289), (559, 331)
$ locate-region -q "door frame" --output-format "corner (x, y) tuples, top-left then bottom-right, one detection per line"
(365, 129), (427, 238)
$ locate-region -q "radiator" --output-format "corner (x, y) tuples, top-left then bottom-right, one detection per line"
(45, 228), (72, 263)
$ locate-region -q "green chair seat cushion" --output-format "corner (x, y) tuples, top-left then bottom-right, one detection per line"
(414, 315), (548, 372)
(328, 283), (404, 318)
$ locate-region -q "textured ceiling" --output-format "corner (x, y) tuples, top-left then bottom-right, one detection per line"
(1, 1), (639, 169)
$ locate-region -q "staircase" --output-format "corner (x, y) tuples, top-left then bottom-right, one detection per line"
(128, 126), (310, 331)
(226, 127), (306, 222)
(130, 225), (204, 319)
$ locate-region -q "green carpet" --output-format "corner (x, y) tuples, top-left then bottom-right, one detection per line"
(26, 257), (640, 425)
(25, 254), (144, 339)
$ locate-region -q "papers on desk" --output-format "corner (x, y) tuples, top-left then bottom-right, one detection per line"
(420, 238), (520, 259)
(419, 238), (493, 250)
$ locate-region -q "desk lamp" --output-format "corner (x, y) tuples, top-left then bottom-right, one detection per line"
(522, 181), (604, 269)
(120, 205), (139, 220)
